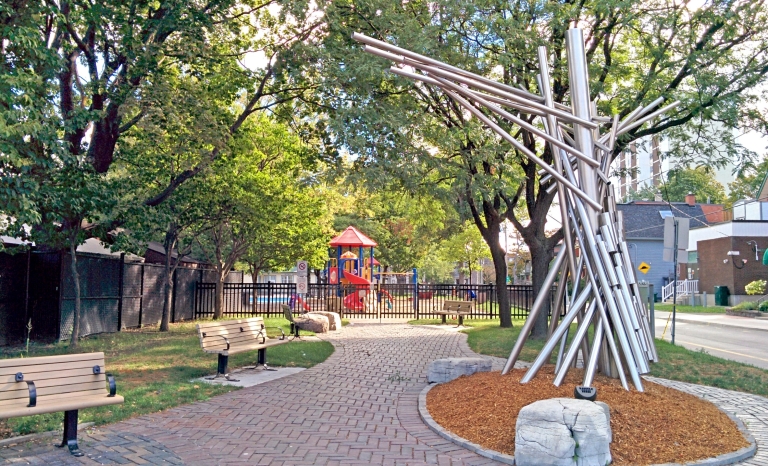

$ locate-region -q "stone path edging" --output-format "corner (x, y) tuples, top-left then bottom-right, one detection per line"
(418, 383), (515, 465)
(419, 379), (757, 466)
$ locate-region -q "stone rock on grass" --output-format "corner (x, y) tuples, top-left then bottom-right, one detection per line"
(307, 311), (341, 331)
(295, 314), (329, 333)
(427, 358), (492, 384)
(515, 398), (611, 466)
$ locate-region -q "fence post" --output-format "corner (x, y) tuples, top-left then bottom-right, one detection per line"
(138, 262), (144, 327)
(171, 267), (178, 323)
(412, 268), (418, 313)
(117, 253), (125, 331)
(23, 248), (31, 329)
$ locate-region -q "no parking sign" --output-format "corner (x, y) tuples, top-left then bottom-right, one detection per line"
(297, 260), (308, 277)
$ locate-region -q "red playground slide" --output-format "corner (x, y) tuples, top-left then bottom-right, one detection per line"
(342, 271), (370, 311)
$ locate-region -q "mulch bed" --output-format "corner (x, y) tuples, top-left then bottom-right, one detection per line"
(427, 366), (749, 465)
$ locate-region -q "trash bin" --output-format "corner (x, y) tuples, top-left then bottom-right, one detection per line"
(714, 286), (730, 306)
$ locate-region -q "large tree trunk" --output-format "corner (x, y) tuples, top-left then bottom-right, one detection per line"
(214, 275), (225, 319)
(484, 231), (512, 328)
(528, 238), (556, 339)
(69, 237), (81, 348)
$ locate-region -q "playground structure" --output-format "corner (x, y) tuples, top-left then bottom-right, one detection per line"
(327, 226), (425, 312)
(354, 28), (675, 391)
(327, 226), (377, 312)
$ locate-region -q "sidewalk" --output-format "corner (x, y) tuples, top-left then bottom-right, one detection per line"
(2, 321), (768, 465)
(654, 310), (768, 333)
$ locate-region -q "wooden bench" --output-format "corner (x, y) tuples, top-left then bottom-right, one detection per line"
(0, 352), (124, 457)
(434, 300), (475, 326)
(197, 317), (289, 381)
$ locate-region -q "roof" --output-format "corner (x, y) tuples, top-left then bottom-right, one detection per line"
(145, 242), (205, 264)
(617, 201), (711, 239)
(758, 171), (768, 202)
(329, 226), (378, 247)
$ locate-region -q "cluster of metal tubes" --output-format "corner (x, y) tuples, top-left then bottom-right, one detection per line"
(353, 28), (678, 391)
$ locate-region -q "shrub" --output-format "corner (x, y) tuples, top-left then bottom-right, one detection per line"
(760, 301), (768, 312)
(733, 301), (758, 310)
(745, 280), (767, 296)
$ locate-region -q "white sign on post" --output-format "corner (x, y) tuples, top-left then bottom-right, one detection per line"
(297, 260), (308, 277)
(296, 276), (308, 294)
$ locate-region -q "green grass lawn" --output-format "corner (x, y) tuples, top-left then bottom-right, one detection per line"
(0, 318), (334, 437)
(653, 303), (727, 314)
(410, 318), (768, 397)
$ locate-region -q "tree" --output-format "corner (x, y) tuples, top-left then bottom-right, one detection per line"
(193, 115), (322, 319)
(32, 165), (114, 347)
(659, 167), (727, 204)
(437, 222), (491, 285)
(729, 155), (768, 203)
(316, 0), (768, 335)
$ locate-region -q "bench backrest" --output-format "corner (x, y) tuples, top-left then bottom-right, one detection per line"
(0, 352), (111, 410)
(442, 300), (475, 312)
(197, 317), (268, 352)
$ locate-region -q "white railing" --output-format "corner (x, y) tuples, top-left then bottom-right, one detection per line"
(661, 279), (699, 302)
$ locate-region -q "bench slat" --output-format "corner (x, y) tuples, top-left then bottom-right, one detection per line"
(0, 393), (124, 419)
(197, 317), (288, 356)
(0, 352), (105, 370)
(201, 338), (289, 356)
(0, 359), (106, 378)
(0, 378), (108, 402)
(0, 366), (105, 384)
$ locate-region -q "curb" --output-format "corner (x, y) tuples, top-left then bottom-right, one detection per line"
(418, 383), (515, 465)
(655, 315), (768, 334)
(0, 422), (95, 448)
(418, 382), (756, 466)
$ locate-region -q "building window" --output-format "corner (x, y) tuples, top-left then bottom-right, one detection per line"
(659, 210), (673, 219)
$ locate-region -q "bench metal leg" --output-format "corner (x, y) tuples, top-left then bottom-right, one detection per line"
(441, 314), (447, 324)
(457, 315), (465, 327)
(57, 410), (83, 457)
(290, 323), (302, 340)
(205, 354), (239, 382)
(258, 348), (277, 371)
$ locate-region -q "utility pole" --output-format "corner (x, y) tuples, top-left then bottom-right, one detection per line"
(672, 218), (678, 345)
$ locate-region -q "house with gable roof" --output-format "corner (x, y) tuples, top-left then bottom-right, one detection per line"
(617, 195), (713, 300)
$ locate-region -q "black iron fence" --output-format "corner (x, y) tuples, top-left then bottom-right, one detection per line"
(194, 282), (556, 320)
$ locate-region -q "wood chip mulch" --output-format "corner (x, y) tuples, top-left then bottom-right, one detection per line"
(427, 366), (749, 465)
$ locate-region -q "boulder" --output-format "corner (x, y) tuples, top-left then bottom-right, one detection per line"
(427, 358), (492, 384)
(294, 314), (329, 333)
(307, 311), (341, 331)
(515, 398), (611, 466)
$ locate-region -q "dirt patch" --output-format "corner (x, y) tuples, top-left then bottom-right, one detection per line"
(427, 366), (749, 465)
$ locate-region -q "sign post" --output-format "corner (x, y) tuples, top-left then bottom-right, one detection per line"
(296, 261), (308, 295)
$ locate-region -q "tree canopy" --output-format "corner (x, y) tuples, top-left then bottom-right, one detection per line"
(313, 0), (768, 331)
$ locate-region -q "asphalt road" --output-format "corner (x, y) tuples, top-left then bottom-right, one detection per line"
(654, 317), (768, 369)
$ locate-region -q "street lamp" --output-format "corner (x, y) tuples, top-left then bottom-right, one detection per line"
(627, 243), (637, 267)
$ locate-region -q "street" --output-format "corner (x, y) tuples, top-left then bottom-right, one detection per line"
(654, 316), (768, 369)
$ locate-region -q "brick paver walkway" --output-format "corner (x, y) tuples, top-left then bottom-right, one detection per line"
(1, 322), (767, 465)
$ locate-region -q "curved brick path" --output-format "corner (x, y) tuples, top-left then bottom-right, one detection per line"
(1, 321), (768, 465)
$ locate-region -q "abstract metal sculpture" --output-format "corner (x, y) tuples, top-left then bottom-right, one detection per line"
(353, 28), (679, 391)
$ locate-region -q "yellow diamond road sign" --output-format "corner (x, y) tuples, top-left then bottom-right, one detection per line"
(638, 262), (650, 274)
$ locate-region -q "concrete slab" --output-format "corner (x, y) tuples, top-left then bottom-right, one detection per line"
(195, 367), (305, 387)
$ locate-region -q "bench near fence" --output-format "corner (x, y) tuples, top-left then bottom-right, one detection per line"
(197, 317), (289, 381)
(0, 352), (123, 457)
(434, 300), (475, 326)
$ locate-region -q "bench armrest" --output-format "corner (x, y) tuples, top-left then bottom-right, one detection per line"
(262, 325), (287, 341)
(107, 374), (117, 397)
(201, 332), (230, 350)
(15, 373), (36, 407)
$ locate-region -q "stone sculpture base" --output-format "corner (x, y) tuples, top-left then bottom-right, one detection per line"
(515, 398), (611, 466)
(307, 311), (341, 331)
(427, 358), (492, 384)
